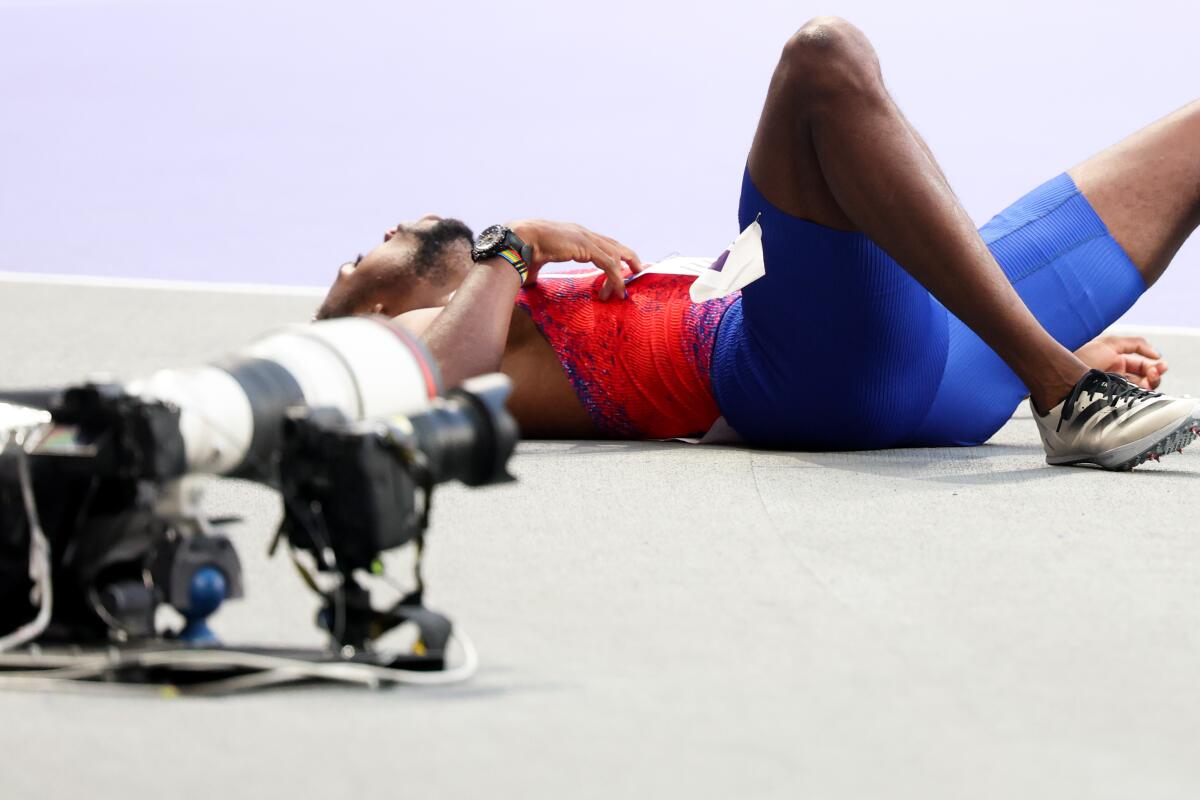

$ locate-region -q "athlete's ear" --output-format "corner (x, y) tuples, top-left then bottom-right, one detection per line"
(371, 302), (384, 314)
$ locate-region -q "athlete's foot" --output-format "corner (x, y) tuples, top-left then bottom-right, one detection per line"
(1030, 369), (1200, 470)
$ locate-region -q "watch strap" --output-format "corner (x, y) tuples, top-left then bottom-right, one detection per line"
(496, 247), (529, 286)
(502, 230), (534, 265)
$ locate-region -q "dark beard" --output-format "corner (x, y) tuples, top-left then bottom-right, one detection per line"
(412, 218), (475, 281)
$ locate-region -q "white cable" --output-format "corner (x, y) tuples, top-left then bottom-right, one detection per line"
(0, 629), (479, 694)
(0, 675), (175, 698)
(131, 628), (480, 687)
(0, 434), (52, 652)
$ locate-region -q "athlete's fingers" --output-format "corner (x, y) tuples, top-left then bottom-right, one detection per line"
(1120, 354), (1167, 389)
(598, 234), (644, 273)
(591, 246), (626, 301)
(587, 233), (627, 268)
(579, 234), (626, 300)
(1110, 335), (1161, 359)
(1146, 362), (1164, 389)
(621, 248), (644, 273)
(605, 258), (627, 300)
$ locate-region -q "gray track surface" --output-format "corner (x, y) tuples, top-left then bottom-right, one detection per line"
(2, 280), (1199, 799)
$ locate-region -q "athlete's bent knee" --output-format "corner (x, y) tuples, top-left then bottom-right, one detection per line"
(780, 16), (883, 102)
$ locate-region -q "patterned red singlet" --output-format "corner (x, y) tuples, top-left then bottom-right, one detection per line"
(515, 270), (739, 439)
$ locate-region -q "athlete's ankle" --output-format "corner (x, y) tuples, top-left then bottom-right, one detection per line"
(1029, 364), (1090, 416)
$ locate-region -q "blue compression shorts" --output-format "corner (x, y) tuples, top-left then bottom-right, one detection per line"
(710, 170), (1147, 449)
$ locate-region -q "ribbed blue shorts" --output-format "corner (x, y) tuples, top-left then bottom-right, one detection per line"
(710, 170), (1147, 449)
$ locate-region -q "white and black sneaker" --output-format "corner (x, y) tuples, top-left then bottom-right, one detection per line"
(1031, 369), (1200, 471)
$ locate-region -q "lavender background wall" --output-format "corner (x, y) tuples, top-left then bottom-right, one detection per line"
(1, 0), (1196, 325)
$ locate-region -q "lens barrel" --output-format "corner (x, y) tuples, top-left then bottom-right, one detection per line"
(399, 374), (518, 487)
(127, 317), (442, 482)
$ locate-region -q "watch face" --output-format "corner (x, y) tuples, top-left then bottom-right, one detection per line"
(476, 225), (506, 251)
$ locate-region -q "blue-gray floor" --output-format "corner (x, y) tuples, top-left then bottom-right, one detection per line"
(2, 278), (1199, 799)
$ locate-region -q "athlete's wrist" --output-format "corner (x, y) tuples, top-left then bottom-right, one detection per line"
(507, 220), (543, 269)
(478, 255), (526, 290)
(495, 245), (530, 286)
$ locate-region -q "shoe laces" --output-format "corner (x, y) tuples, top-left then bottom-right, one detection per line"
(1057, 369), (1159, 432)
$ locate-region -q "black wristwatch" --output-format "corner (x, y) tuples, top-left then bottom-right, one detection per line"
(471, 224), (533, 264)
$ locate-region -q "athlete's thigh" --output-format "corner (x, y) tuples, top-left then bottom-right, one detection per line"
(745, 33), (855, 230)
(713, 171), (949, 450)
(1068, 99), (1200, 286)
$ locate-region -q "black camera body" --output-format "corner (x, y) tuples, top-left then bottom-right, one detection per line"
(278, 378), (517, 574)
(279, 408), (426, 573)
(0, 385), (242, 643)
(0, 318), (518, 677)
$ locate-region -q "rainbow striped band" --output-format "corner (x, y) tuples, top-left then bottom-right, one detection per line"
(497, 247), (529, 286)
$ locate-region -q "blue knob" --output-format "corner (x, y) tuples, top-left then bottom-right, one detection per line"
(180, 566), (227, 644)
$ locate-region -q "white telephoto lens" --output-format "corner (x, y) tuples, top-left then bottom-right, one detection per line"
(127, 317), (440, 478)
(0, 402), (51, 446)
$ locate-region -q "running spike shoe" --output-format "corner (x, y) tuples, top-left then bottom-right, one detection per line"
(1031, 369), (1200, 470)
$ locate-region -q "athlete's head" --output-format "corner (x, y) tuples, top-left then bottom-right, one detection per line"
(315, 214), (474, 320)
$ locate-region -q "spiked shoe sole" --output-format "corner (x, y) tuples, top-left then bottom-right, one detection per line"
(1046, 409), (1200, 471)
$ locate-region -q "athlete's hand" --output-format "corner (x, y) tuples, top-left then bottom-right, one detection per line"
(509, 219), (644, 300)
(1075, 335), (1169, 390)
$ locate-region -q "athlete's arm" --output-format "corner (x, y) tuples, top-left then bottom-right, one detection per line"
(393, 307), (441, 336)
(421, 259), (521, 387)
(421, 219), (643, 387)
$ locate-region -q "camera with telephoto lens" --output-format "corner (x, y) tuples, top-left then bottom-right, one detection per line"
(0, 316), (517, 680)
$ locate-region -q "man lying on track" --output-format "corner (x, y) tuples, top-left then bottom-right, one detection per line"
(316, 16), (1200, 470)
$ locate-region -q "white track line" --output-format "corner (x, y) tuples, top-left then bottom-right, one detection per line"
(1, 270), (1197, 336)
(1107, 324), (1200, 338)
(0, 271), (325, 297)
